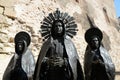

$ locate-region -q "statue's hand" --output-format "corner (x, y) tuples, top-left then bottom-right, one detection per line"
(43, 57), (49, 63)
(92, 59), (104, 66)
(92, 60), (100, 64)
(49, 57), (64, 67)
(93, 54), (99, 61)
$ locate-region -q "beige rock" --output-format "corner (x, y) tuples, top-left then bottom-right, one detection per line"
(0, 0), (18, 7)
(4, 7), (16, 19)
(0, 0), (120, 80)
(8, 37), (14, 43)
(0, 7), (4, 14)
(0, 15), (7, 23)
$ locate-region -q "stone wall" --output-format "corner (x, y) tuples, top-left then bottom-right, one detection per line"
(0, 0), (120, 79)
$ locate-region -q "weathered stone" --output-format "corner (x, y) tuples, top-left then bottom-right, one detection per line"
(0, 36), (8, 43)
(8, 37), (14, 43)
(0, 7), (4, 14)
(0, 15), (7, 23)
(4, 7), (16, 20)
(0, 0), (18, 7)
(0, 0), (120, 80)
(102, 31), (111, 51)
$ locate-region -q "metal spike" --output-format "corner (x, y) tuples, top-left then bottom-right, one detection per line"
(62, 13), (68, 20)
(67, 17), (74, 22)
(59, 13), (63, 19)
(63, 15), (70, 23)
(55, 8), (60, 19)
(66, 25), (77, 29)
(47, 16), (53, 22)
(64, 15), (69, 20)
(66, 32), (74, 38)
(41, 24), (52, 28)
(60, 13), (64, 20)
(41, 30), (48, 33)
(56, 8), (60, 15)
(53, 12), (57, 20)
(67, 21), (75, 25)
(42, 22), (50, 26)
(66, 15), (70, 20)
(67, 21), (75, 24)
(67, 31), (76, 35)
(43, 17), (52, 24)
(66, 29), (76, 33)
(66, 30), (76, 34)
(49, 13), (55, 21)
(41, 31), (50, 37)
(70, 31), (76, 35)
(66, 28), (78, 31)
(67, 23), (77, 28)
(41, 25), (47, 28)
(44, 34), (51, 39)
(41, 25), (46, 28)
(41, 28), (49, 31)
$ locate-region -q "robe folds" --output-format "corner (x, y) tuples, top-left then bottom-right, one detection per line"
(84, 45), (115, 80)
(33, 36), (84, 80)
(3, 48), (35, 80)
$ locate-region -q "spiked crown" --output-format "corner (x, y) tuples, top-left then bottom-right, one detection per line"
(40, 9), (78, 40)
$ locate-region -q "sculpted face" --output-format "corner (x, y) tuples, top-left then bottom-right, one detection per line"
(18, 43), (23, 51)
(15, 41), (25, 55)
(54, 21), (63, 34)
(90, 36), (100, 49)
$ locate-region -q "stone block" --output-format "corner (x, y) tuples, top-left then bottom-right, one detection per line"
(0, 7), (4, 14)
(4, 7), (16, 19)
(0, 0), (18, 7)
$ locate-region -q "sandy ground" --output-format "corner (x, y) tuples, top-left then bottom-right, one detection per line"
(0, 54), (120, 80)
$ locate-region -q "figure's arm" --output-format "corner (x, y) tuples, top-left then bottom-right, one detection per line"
(39, 57), (49, 79)
(107, 63), (115, 80)
(92, 54), (105, 66)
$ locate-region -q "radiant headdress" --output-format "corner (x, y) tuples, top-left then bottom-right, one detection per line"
(40, 9), (78, 40)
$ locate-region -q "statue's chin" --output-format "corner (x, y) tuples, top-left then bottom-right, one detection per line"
(57, 32), (62, 34)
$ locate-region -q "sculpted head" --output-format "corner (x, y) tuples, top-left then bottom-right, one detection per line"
(15, 40), (26, 55)
(89, 36), (100, 50)
(54, 21), (63, 34)
(85, 27), (103, 49)
(51, 20), (65, 38)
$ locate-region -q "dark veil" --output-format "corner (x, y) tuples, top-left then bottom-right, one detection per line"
(84, 27), (115, 80)
(3, 31), (35, 80)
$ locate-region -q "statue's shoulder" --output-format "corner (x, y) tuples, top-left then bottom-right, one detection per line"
(65, 36), (73, 43)
(100, 46), (108, 53)
(42, 39), (51, 46)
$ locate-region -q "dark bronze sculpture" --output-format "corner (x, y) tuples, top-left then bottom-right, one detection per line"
(84, 27), (115, 80)
(33, 9), (84, 80)
(3, 31), (35, 80)
(10, 40), (28, 80)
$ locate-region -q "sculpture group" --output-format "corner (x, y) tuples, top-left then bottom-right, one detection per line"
(3, 9), (115, 80)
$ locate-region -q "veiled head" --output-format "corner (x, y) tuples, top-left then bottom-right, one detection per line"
(51, 20), (65, 38)
(15, 40), (26, 55)
(89, 36), (100, 49)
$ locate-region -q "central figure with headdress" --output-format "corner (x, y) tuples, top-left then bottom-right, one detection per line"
(33, 9), (84, 80)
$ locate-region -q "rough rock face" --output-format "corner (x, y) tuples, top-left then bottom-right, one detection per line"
(0, 0), (120, 79)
